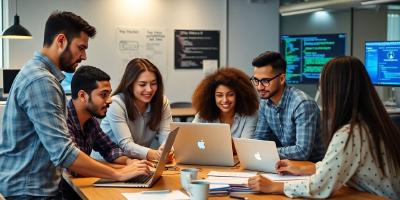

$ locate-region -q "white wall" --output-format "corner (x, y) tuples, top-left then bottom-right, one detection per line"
(4, 0), (279, 102)
(4, 0), (227, 102)
(228, 0), (279, 75)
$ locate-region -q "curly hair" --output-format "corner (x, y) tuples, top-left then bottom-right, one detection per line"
(192, 67), (259, 121)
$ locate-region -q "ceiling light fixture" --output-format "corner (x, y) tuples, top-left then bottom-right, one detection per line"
(281, 8), (324, 16)
(361, 0), (400, 6)
(2, 0), (32, 39)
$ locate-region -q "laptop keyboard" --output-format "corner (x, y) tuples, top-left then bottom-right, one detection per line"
(126, 172), (154, 183)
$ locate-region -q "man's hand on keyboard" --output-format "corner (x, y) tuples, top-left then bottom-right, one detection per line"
(115, 160), (152, 181)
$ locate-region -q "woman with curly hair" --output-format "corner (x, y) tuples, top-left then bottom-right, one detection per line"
(192, 67), (259, 138)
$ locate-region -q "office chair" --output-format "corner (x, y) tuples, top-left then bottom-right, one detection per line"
(170, 101), (192, 108)
(170, 101), (194, 122)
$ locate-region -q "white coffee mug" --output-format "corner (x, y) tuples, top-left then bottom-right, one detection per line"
(188, 180), (209, 200)
(180, 168), (199, 192)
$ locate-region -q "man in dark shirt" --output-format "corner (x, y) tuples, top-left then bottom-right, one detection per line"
(60, 65), (144, 199)
(67, 65), (135, 166)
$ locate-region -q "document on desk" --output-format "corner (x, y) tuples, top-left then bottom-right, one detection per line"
(205, 176), (249, 185)
(122, 190), (189, 200)
(207, 171), (257, 178)
(261, 173), (310, 182)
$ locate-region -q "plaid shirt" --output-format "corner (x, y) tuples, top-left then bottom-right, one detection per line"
(0, 52), (80, 196)
(253, 86), (325, 162)
(67, 100), (124, 162)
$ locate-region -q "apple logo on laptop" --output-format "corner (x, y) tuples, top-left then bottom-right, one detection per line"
(254, 152), (262, 161)
(197, 140), (206, 150)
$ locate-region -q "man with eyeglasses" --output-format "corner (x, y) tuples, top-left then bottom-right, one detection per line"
(250, 51), (325, 162)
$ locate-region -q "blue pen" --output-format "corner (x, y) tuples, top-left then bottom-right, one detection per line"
(141, 189), (171, 194)
(229, 195), (248, 200)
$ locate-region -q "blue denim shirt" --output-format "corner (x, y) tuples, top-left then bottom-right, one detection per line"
(253, 86), (325, 162)
(0, 52), (80, 196)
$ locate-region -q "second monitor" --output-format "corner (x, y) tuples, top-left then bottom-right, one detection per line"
(1, 69), (20, 99)
(280, 33), (346, 84)
(365, 41), (400, 86)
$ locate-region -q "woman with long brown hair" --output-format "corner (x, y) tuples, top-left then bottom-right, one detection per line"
(101, 58), (172, 161)
(247, 56), (400, 199)
(192, 67), (259, 138)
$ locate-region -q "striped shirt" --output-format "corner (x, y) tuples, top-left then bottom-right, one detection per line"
(253, 86), (325, 162)
(0, 51), (80, 196)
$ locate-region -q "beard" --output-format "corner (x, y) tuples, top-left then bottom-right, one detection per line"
(59, 45), (80, 73)
(259, 87), (279, 100)
(86, 97), (109, 119)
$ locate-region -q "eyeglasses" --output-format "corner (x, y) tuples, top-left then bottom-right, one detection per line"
(250, 73), (282, 87)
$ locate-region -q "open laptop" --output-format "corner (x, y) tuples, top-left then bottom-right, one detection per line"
(93, 127), (179, 188)
(171, 122), (236, 166)
(233, 138), (280, 173)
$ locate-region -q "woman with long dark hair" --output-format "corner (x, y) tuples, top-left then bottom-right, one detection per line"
(247, 56), (400, 199)
(100, 58), (172, 161)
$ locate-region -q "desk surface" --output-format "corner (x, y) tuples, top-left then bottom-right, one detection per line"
(171, 107), (196, 117)
(66, 165), (387, 200)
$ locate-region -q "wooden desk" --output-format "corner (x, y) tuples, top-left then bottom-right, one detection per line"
(171, 107), (196, 122)
(65, 165), (387, 200)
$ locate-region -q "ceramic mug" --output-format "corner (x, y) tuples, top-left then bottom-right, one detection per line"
(180, 168), (199, 192)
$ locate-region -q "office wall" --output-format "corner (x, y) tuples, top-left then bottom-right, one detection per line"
(4, 0), (227, 102)
(353, 8), (388, 100)
(3, 0), (280, 102)
(228, 0), (280, 75)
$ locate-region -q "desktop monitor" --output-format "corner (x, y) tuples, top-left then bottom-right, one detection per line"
(2, 69), (20, 94)
(280, 33), (346, 84)
(365, 41), (400, 86)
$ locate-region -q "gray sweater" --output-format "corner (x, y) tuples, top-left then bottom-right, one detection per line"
(100, 94), (172, 159)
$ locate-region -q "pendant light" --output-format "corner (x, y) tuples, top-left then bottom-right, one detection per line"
(2, 0), (32, 39)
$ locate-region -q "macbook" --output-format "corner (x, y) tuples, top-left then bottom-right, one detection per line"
(233, 138), (280, 173)
(93, 127), (179, 188)
(171, 122), (236, 166)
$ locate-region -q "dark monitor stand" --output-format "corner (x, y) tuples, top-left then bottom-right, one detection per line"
(0, 89), (6, 101)
(1, 69), (20, 101)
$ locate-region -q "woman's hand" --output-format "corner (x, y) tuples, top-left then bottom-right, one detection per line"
(158, 145), (175, 163)
(248, 175), (284, 194)
(276, 159), (316, 175)
(146, 149), (162, 161)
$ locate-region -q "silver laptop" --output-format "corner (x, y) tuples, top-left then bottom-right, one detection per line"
(233, 138), (280, 173)
(171, 122), (236, 166)
(93, 127), (179, 188)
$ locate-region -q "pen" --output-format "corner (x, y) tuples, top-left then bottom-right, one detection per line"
(229, 195), (248, 200)
(141, 189), (171, 194)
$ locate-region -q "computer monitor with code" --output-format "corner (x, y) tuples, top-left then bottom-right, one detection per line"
(280, 33), (346, 84)
(365, 41), (400, 86)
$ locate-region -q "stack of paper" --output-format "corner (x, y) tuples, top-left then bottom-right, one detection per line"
(209, 184), (230, 196)
(205, 171), (257, 195)
(207, 171), (257, 178)
(261, 173), (310, 182)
